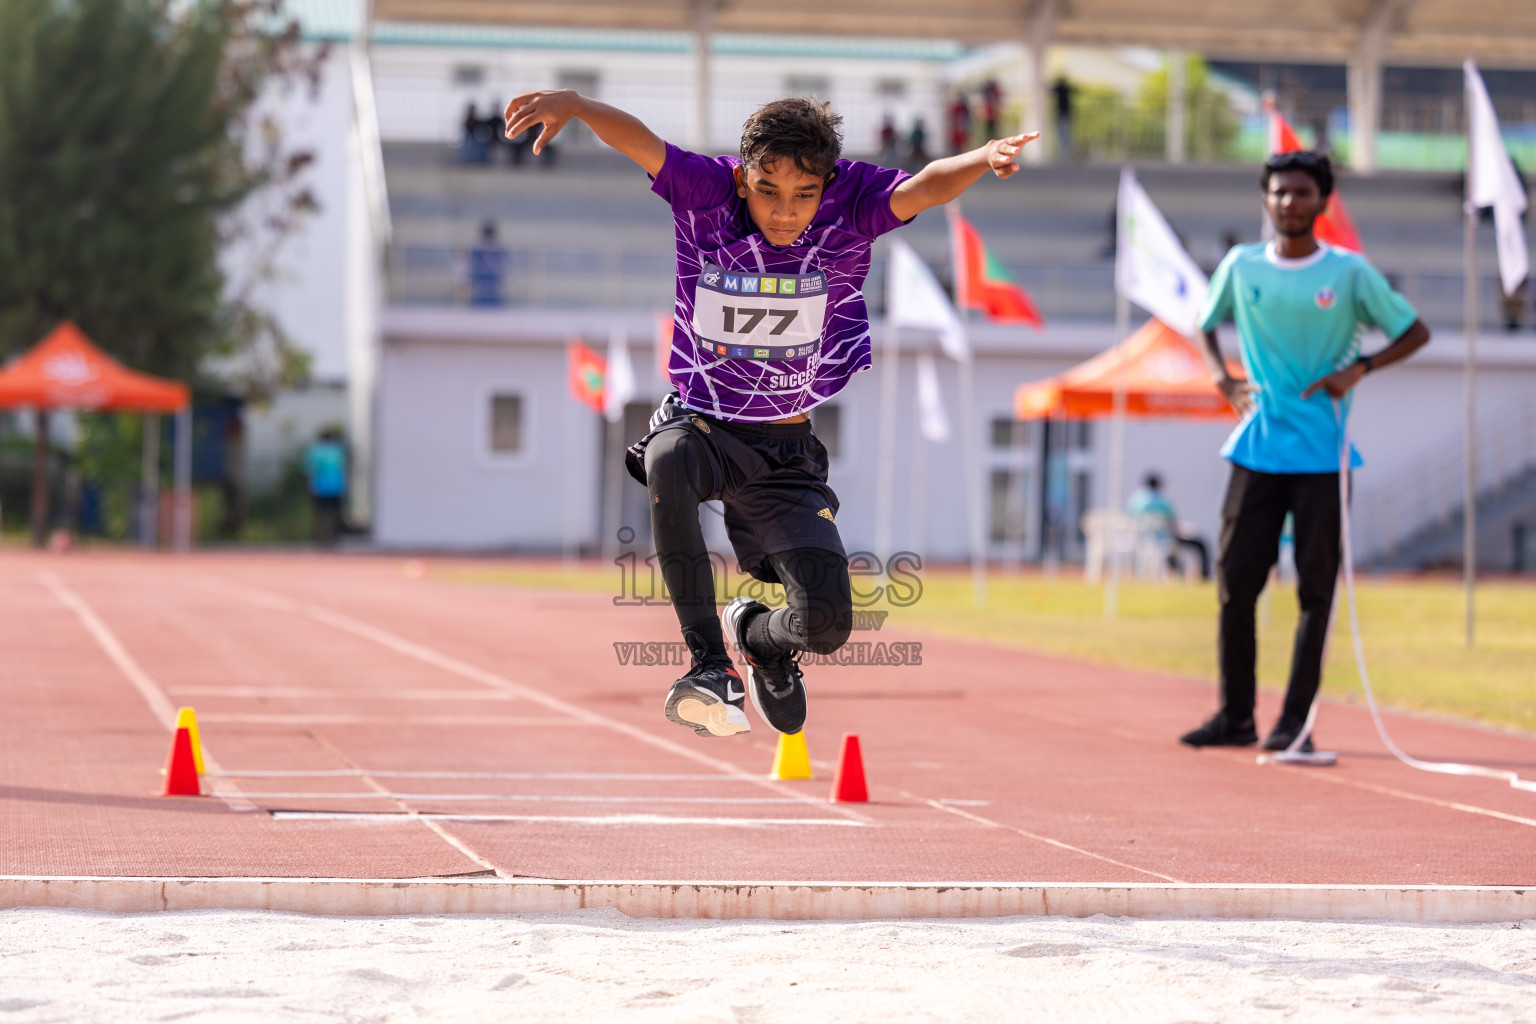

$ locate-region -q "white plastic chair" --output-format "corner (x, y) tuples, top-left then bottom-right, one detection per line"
(1081, 509), (1135, 584)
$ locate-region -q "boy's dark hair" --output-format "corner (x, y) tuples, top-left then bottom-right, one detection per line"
(1261, 151), (1333, 197)
(739, 98), (844, 178)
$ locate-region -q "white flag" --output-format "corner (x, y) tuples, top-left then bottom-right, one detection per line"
(887, 238), (969, 362)
(603, 323), (636, 424)
(1116, 167), (1210, 337)
(915, 353), (951, 443)
(1465, 60), (1530, 297)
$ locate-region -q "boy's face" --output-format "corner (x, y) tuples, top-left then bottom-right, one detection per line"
(734, 159), (828, 247)
(1263, 169), (1325, 238)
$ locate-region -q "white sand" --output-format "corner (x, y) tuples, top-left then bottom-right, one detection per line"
(1, 909), (1531, 1022)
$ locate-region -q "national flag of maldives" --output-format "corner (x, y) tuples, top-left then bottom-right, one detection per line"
(948, 208), (1044, 328)
(567, 340), (606, 414)
(1266, 101), (1365, 254)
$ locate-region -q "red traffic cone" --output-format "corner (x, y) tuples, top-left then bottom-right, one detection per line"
(162, 727), (201, 796)
(829, 733), (868, 803)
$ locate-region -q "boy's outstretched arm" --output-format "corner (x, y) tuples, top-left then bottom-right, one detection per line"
(503, 90), (666, 177)
(889, 133), (1038, 222)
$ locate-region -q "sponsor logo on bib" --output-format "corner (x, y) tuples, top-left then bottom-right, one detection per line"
(692, 261), (829, 362)
(1314, 286), (1336, 309)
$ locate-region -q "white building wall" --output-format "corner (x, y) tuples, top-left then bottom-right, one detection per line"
(243, 50), (357, 384)
(374, 310), (1536, 568)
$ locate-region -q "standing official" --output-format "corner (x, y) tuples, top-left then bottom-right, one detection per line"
(1181, 152), (1430, 753)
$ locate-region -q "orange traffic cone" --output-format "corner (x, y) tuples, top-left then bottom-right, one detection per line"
(829, 733), (868, 803)
(162, 727), (201, 796)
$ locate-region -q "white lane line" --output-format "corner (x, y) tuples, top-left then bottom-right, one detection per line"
(238, 792), (804, 804)
(1291, 769), (1536, 830)
(901, 791), (1183, 884)
(168, 687), (519, 701)
(207, 770), (755, 782)
(301, 728), (505, 876)
(270, 811), (866, 827)
(199, 714), (592, 726)
(37, 572), (257, 814)
(208, 580), (872, 824)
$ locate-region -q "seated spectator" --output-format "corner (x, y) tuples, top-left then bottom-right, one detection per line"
(1127, 472), (1210, 579)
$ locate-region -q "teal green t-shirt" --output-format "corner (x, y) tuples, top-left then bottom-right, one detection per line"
(1198, 242), (1417, 474)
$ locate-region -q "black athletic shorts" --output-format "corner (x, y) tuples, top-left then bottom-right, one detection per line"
(626, 394), (845, 585)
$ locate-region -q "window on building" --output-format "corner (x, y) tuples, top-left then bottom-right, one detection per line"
(452, 65), (485, 86)
(990, 417), (1030, 448)
(1072, 421), (1093, 451)
(812, 403), (842, 459)
(989, 469), (1030, 542)
(876, 78), (907, 100)
(785, 76), (831, 100)
(489, 393), (523, 453)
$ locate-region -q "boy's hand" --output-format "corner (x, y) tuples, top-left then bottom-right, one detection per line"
(504, 90), (585, 155)
(985, 133), (1038, 179)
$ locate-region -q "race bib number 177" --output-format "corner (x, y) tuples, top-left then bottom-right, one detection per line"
(692, 262), (828, 361)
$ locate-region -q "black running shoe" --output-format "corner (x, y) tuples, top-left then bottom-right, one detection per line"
(663, 661), (750, 738)
(1263, 716), (1316, 754)
(1178, 712), (1258, 748)
(722, 597), (808, 735)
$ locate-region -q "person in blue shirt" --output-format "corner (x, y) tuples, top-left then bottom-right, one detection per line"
(1180, 151), (1430, 753)
(1127, 472), (1209, 579)
(304, 427), (348, 547)
(469, 220), (507, 307)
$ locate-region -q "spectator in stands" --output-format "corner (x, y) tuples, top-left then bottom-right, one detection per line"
(948, 92), (972, 154)
(879, 114), (900, 167)
(907, 116), (929, 168)
(304, 427), (347, 547)
(469, 221), (507, 306)
(1052, 76), (1077, 159)
(461, 102), (488, 164)
(1127, 472), (1210, 579)
(979, 79), (1003, 139)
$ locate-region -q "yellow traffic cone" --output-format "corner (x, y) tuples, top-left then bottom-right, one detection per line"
(174, 707), (205, 775)
(769, 731), (813, 780)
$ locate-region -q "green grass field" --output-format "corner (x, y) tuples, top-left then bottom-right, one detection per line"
(435, 561), (1536, 734)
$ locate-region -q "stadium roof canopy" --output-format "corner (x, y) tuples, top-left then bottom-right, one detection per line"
(373, 0), (1536, 68)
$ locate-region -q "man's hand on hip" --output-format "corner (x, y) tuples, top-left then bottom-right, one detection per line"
(1216, 376), (1257, 418)
(1300, 361), (1367, 401)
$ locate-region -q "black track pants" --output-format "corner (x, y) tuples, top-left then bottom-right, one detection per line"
(1216, 465), (1342, 723)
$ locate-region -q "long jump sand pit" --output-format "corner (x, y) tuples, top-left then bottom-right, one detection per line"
(2, 907), (1532, 1023)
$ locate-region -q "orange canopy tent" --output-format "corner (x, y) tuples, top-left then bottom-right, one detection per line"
(1014, 318), (1239, 421)
(0, 322), (192, 549)
(0, 322), (189, 412)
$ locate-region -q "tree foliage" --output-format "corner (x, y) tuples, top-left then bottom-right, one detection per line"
(0, 0), (323, 391)
(1071, 57), (1240, 163)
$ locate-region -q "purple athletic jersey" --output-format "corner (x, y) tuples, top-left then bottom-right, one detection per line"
(652, 143), (911, 422)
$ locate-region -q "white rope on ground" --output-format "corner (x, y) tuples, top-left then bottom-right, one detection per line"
(1332, 399), (1536, 794)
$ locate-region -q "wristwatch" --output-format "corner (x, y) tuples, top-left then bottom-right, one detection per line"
(1357, 354), (1375, 374)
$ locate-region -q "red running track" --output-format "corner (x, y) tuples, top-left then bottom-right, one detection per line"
(2, 551), (1531, 885)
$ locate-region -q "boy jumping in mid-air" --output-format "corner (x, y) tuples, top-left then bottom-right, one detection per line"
(504, 91), (1034, 738)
